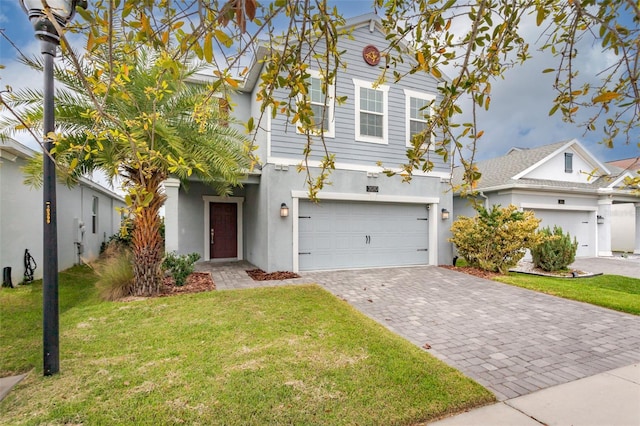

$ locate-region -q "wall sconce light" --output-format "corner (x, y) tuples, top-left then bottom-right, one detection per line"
(441, 208), (450, 220)
(280, 203), (289, 217)
(597, 215), (604, 224)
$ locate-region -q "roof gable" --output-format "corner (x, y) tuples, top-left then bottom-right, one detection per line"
(512, 139), (610, 181)
(452, 139), (618, 191)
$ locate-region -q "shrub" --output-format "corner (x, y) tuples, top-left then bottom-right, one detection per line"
(100, 219), (134, 254)
(531, 226), (578, 271)
(449, 204), (543, 274)
(162, 252), (201, 286)
(92, 247), (134, 300)
(100, 217), (165, 254)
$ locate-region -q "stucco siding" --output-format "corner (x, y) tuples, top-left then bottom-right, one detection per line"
(611, 203), (635, 252)
(262, 166), (449, 271)
(243, 181), (269, 269)
(0, 151), (124, 284)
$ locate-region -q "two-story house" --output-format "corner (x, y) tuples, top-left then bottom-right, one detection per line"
(163, 13), (454, 273)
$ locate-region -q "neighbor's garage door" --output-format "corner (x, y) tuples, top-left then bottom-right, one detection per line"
(531, 209), (595, 257)
(298, 200), (429, 271)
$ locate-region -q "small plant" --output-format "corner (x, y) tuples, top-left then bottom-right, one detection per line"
(92, 247), (134, 300)
(162, 252), (201, 286)
(531, 226), (578, 272)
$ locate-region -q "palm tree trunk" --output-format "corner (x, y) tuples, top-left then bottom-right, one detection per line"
(130, 172), (167, 296)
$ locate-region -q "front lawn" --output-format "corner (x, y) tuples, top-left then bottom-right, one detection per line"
(494, 274), (640, 315)
(0, 266), (494, 425)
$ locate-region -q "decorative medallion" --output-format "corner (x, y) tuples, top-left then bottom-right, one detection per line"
(362, 45), (381, 66)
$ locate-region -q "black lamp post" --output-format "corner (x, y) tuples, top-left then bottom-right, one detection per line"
(20, 0), (87, 376)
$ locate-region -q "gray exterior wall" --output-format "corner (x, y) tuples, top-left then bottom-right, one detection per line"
(0, 146), (124, 284)
(264, 23), (449, 173)
(256, 164), (451, 272)
(165, 15), (454, 273)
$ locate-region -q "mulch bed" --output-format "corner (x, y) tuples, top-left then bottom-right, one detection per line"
(439, 265), (502, 279)
(246, 269), (301, 281)
(160, 272), (216, 296)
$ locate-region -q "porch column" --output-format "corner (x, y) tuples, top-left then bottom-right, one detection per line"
(164, 178), (181, 253)
(635, 203), (640, 254)
(597, 197), (613, 257)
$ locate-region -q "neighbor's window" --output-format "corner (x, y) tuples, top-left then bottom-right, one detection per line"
(565, 152), (573, 173)
(92, 196), (98, 234)
(404, 89), (436, 148)
(354, 79), (389, 143)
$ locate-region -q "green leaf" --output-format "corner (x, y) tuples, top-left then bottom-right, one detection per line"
(203, 33), (213, 63)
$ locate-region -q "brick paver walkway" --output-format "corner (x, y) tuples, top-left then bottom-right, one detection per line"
(197, 262), (640, 401)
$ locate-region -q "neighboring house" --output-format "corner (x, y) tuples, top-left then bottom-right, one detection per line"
(164, 13), (454, 273)
(607, 157), (640, 252)
(452, 139), (640, 257)
(0, 138), (126, 284)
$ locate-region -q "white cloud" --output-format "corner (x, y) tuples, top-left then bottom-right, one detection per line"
(446, 11), (638, 163)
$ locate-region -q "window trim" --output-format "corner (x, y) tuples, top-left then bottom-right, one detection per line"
(296, 70), (335, 138)
(353, 78), (389, 144)
(564, 152), (573, 173)
(404, 89), (436, 149)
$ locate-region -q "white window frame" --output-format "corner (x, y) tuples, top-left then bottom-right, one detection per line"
(91, 196), (99, 234)
(404, 89), (436, 149)
(296, 70), (335, 138)
(353, 78), (389, 144)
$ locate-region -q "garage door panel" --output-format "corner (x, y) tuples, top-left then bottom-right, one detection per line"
(531, 209), (595, 257)
(299, 200), (429, 271)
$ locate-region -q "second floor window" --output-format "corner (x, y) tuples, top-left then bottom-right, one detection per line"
(299, 71), (335, 137)
(404, 89), (436, 148)
(310, 77), (327, 131)
(354, 79), (388, 144)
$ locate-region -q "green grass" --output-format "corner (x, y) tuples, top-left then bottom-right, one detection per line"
(0, 266), (493, 425)
(494, 273), (640, 315)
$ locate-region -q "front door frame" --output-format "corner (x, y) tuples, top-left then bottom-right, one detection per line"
(203, 196), (244, 261)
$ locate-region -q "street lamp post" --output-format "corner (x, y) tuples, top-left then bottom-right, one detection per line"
(20, 0), (87, 376)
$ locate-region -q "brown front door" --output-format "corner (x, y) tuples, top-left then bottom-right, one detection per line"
(210, 203), (237, 259)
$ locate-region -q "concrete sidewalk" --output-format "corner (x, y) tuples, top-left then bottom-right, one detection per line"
(429, 363), (640, 425)
(0, 373), (27, 402)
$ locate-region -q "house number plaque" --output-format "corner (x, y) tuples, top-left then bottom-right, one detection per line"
(366, 186), (379, 193)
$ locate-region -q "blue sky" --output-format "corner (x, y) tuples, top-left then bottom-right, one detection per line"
(1, 1), (637, 164)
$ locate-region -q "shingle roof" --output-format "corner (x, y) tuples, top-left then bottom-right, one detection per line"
(452, 140), (571, 189)
(452, 139), (627, 191)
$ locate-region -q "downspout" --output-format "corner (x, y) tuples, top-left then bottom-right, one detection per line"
(478, 191), (489, 209)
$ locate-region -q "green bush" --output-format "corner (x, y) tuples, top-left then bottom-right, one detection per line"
(162, 252), (201, 286)
(93, 247), (134, 300)
(100, 217), (165, 254)
(449, 204), (543, 274)
(531, 226), (578, 271)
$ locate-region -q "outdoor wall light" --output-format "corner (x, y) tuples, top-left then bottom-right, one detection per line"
(597, 215), (605, 224)
(441, 208), (450, 220)
(280, 203), (289, 217)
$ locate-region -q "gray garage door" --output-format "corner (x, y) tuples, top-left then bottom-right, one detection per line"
(531, 209), (595, 257)
(298, 200), (429, 271)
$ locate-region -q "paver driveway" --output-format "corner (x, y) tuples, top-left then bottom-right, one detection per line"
(199, 262), (640, 401)
(305, 266), (640, 401)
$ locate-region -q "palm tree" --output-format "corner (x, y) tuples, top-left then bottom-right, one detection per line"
(1, 48), (249, 296)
